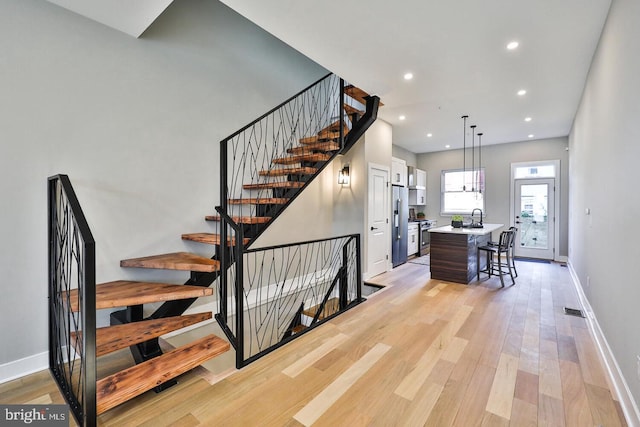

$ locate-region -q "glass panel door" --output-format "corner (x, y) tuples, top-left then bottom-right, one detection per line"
(514, 178), (555, 259)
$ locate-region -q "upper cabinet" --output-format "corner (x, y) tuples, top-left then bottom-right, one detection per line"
(391, 157), (407, 186)
(408, 166), (427, 189)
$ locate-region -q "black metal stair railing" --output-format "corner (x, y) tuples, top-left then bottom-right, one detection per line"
(218, 73), (378, 245)
(214, 233), (363, 368)
(48, 174), (97, 427)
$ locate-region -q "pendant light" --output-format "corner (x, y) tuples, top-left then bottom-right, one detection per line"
(461, 115), (468, 191)
(470, 125), (476, 192)
(477, 132), (483, 194)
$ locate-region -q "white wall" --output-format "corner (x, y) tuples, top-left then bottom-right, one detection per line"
(417, 138), (570, 257)
(332, 119), (393, 279)
(392, 144), (417, 169)
(569, 0), (640, 412)
(0, 0), (327, 377)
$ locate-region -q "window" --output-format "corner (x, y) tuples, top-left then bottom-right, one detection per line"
(514, 164), (555, 179)
(441, 168), (485, 215)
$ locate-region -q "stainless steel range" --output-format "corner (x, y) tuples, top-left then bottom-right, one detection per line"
(419, 220), (436, 256)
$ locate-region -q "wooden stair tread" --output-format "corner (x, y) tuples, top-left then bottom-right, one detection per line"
(287, 142), (339, 154)
(344, 85), (384, 106)
(302, 297), (341, 320)
(272, 153), (331, 165)
(120, 252), (220, 273)
(343, 103), (364, 117)
(182, 233), (250, 246)
(242, 181), (304, 189)
(291, 324), (307, 334)
(318, 121), (349, 138)
(96, 334), (229, 414)
(300, 133), (340, 144)
(259, 167), (317, 177)
(71, 312), (212, 357)
(228, 197), (289, 204)
(205, 215), (271, 224)
(68, 281), (214, 312)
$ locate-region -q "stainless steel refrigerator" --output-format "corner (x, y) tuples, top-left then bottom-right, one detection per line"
(391, 185), (408, 267)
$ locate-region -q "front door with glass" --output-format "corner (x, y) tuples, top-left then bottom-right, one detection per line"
(514, 178), (555, 259)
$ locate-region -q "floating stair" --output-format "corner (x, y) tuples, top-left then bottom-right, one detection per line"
(343, 103), (364, 118)
(272, 153), (331, 165)
(67, 277), (229, 416)
(181, 232), (250, 246)
(68, 280), (214, 312)
(205, 215), (271, 224)
(71, 312), (212, 357)
(291, 325), (306, 334)
(287, 142), (340, 154)
(120, 252), (220, 273)
(259, 168), (316, 177)
(242, 181), (305, 190)
(96, 334), (229, 414)
(299, 133), (340, 144)
(303, 297), (341, 320)
(344, 85), (384, 106)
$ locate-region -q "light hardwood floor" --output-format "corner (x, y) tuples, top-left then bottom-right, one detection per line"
(0, 260), (628, 426)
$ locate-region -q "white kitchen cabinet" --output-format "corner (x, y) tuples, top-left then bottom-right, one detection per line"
(416, 169), (427, 189)
(408, 167), (427, 189)
(391, 157), (407, 187)
(408, 223), (419, 256)
(409, 189), (426, 205)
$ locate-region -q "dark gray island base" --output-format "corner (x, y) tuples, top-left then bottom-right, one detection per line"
(428, 224), (504, 284)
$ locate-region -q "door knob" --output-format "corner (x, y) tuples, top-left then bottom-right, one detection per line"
(371, 226), (378, 231)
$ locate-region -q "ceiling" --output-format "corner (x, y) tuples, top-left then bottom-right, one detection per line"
(47, 0), (612, 153)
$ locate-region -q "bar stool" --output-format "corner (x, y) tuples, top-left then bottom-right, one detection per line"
(486, 227), (518, 277)
(507, 226), (518, 278)
(477, 230), (516, 287)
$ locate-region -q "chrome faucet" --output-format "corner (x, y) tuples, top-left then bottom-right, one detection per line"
(471, 208), (483, 227)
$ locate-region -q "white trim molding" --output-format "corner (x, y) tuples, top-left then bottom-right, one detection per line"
(0, 351), (49, 385)
(567, 261), (640, 427)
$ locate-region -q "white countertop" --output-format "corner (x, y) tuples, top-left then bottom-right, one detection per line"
(428, 223), (503, 235)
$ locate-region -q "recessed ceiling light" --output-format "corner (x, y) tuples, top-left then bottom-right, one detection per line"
(528, 134), (534, 138)
(427, 133), (433, 138)
(399, 115), (406, 121)
(404, 72), (413, 80)
(517, 89), (527, 96)
(445, 144), (451, 148)
(507, 41), (519, 50)
(524, 117), (532, 122)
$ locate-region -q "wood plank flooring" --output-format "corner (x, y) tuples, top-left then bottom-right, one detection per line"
(0, 260), (628, 426)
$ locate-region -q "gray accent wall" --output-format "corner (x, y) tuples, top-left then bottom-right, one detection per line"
(0, 0), (327, 374)
(569, 0), (640, 410)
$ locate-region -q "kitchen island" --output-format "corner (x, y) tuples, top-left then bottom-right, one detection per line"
(428, 223), (504, 284)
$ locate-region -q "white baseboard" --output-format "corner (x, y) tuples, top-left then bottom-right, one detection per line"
(554, 255), (568, 263)
(567, 261), (640, 427)
(0, 351), (49, 385)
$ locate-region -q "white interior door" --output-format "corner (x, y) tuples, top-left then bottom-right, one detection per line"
(514, 178), (555, 259)
(367, 164), (390, 278)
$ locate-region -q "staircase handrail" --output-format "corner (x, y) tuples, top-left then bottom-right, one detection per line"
(48, 174), (97, 427)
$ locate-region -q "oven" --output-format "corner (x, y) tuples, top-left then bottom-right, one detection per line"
(419, 220), (435, 256)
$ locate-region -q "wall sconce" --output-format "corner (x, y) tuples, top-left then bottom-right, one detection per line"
(338, 165), (350, 186)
